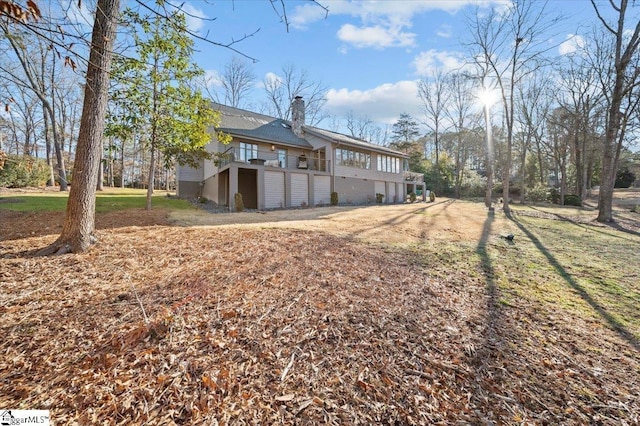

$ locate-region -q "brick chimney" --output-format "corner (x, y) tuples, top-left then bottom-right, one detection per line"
(291, 96), (305, 137)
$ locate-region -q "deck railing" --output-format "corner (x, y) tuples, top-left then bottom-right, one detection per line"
(217, 147), (329, 172)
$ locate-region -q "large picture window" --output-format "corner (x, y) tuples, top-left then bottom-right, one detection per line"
(336, 148), (371, 169)
(377, 155), (400, 173)
(238, 142), (258, 162)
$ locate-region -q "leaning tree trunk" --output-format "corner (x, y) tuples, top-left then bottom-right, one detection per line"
(39, 0), (120, 255)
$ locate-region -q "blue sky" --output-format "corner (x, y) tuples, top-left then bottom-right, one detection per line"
(178, 1), (611, 131)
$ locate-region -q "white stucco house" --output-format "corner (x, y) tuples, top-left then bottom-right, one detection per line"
(176, 97), (425, 210)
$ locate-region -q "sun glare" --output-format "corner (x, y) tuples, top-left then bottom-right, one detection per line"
(477, 88), (499, 107)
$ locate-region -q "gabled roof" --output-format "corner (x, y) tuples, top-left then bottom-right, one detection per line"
(211, 102), (407, 158)
(211, 103), (312, 149)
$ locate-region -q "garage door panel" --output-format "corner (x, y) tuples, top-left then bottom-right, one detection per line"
(291, 173), (309, 207)
(265, 171), (285, 209)
(314, 176), (331, 205)
(388, 183), (396, 203)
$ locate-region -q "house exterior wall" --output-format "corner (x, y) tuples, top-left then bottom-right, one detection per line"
(334, 177), (375, 204)
(201, 173), (219, 202)
(304, 133), (332, 151)
(176, 161), (203, 198)
(178, 181), (201, 199)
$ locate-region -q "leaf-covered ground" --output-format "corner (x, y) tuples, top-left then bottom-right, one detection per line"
(1, 199), (639, 425)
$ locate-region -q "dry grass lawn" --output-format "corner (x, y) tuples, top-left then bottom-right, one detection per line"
(1, 190), (639, 425)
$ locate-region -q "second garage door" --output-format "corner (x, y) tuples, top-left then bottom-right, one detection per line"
(314, 175), (331, 205)
(290, 173), (309, 207)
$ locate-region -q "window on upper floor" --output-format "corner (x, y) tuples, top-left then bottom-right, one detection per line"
(377, 154), (400, 173)
(336, 148), (371, 169)
(238, 142), (258, 162)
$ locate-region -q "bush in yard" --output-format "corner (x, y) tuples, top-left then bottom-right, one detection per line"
(330, 191), (338, 206)
(376, 193), (384, 203)
(429, 191), (436, 202)
(0, 154), (50, 188)
(526, 185), (548, 203)
(409, 192), (416, 202)
(234, 193), (244, 212)
(548, 187), (560, 204)
(564, 194), (582, 206)
(615, 167), (635, 188)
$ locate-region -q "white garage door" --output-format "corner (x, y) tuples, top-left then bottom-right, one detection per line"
(314, 175), (331, 206)
(265, 171), (285, 209)
(291, 173), (309, 207)
(374, 181), (386, 201)
(388, 183), (396, 203)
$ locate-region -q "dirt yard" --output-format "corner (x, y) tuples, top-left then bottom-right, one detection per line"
(1, 190), (639, 425)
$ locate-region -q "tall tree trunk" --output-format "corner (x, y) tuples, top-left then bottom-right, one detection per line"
(53, 128), (68, 191)
(146, 53), (159, 210)
(484, 104), (494, 209)
(593, 0), (640, 222)
(39, 0), (120, 255)
(97, 137), (104, 191)
(120, 138), (125, 188)
(146, 145), (156, 210)
(42, 104), (55, 186)
(520, 140), (528, 204)
(49, 50), (68, 191)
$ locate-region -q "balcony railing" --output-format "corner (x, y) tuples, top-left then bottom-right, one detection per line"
(217, 147), (329, 172)
(403, 171), (424, 182)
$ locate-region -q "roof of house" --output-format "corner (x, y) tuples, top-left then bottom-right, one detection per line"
(211, 103), (311, 149)
(303, 126), (407, 157)
(211, 102), (407, 157)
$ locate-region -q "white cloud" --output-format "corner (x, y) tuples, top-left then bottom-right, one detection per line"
(337, 24), (416, 49)
(291, 0), (483, 29)
(412, 49), (466, 75)
(559, 34), (586, 55)
(203, 70), (222, 88)
(290, 3), (331, 29)
(436, 24), (452, 38)
(181, 3), (207, 34)
(260, 72), (283, 90)
(290, 0), (506, 50)
(325, 81), (422, 125)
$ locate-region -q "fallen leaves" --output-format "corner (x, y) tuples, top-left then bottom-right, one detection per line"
(0, 210), (639, 424)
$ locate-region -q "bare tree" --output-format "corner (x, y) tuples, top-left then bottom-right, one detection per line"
(515, 75), (552, 203)
(262, 64), (328, 126)
(555, 51), (605, 201)
(545, 107), (572, 204)
(467, 0), (561, 213)
(418, 70), (451, 193)
(0, 20), (68, 190)
(219, 56), (256, 108)
(445, 72), (477, 197)
(588, 0), (640, 222)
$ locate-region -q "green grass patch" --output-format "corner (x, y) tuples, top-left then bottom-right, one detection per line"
(0, 190), (195, 213)
(410, 212), (640, 341)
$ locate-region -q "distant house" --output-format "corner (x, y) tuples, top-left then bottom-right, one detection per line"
(176, 97), (425, 210)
